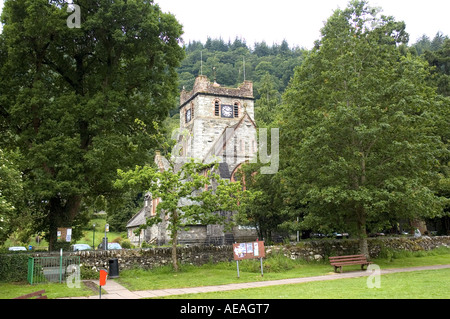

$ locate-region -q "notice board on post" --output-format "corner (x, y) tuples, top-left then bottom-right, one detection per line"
(233, 241), (265, 261)
(57, 227), (72, 242)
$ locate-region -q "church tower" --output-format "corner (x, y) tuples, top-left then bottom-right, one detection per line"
(178, 75), (257, 178)
(127, 75), (259, 246)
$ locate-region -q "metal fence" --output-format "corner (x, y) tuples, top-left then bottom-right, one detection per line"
(27, 255), (80, 285)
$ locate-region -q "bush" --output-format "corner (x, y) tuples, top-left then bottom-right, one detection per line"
(0, 253), (29, 282)
(121, 239), (132, 249)
(236, 252), (299, 273)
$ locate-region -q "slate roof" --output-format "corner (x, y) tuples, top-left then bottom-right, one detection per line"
(202, 111), (256, 164)
(126, 207), (146, 228)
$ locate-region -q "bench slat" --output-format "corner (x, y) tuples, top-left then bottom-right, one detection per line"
(331, 261), (372, 266)
(330, 258), (368, 263)
(329, 255), (366, 260)
(13, 290), (47, 299)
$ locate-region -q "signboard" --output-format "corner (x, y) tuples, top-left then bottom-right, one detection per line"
(57, 228), (72, 242)
(233, 241), (265, 261)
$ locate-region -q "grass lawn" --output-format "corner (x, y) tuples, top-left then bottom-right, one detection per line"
(1, 247), (449, 299)
(163, 268), (450, 299)
(0, 281), (96, 299)
(116, 248), (450, 292)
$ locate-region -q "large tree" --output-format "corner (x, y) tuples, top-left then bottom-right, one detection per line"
(115, 159), (248, 271)
(0, 0), (184, 249)
(279, 0), (448, 256)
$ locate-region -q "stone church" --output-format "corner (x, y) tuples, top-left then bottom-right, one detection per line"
(127, 75), (258, 246)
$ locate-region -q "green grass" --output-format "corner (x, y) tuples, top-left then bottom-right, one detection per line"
(77, 218), (125, 249)
(0, 281), (96, 299)
(164, 268), (450, 299)
(1, 247), (449, 299)
(116, 247), (450, 292)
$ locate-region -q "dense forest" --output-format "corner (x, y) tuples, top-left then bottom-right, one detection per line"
(168, 32), (449, 123)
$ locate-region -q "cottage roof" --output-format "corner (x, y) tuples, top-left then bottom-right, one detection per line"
(126, 207), (146, 228)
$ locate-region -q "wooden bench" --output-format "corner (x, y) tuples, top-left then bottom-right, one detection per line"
(329, 254), (372, 273)
(13, 290), (47, 299)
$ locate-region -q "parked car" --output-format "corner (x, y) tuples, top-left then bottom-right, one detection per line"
(71, 244), (92, 251)
(97, 242), (122, 250)
(310, 233), (327, 239)
(8, 246), (27, 251)
(332, 232), (349, 239)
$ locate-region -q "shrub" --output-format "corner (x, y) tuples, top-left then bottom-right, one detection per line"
(121, 239), (132, 249)
(0, 253), (29, 282)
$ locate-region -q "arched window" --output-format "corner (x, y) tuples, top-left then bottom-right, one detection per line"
(185, 107), (191, 123)
(214, 100), (220, 116)
(234, 102), (239, 117)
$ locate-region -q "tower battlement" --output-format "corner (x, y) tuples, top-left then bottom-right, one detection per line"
(180, 75), (254, 107)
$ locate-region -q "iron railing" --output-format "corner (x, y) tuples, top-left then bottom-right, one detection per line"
(27, 255), (80, 285)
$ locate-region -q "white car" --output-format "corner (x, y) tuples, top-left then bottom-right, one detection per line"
(8, 246), (27, 251)
(71, 244), (92, 251)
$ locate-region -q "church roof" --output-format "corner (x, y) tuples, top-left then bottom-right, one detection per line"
(202, 111), (257, 164)
(126, 207), (146, 228)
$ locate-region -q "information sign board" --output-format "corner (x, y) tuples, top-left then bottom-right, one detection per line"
(233, 241), (265, 261)
(57, 228), (72, 242)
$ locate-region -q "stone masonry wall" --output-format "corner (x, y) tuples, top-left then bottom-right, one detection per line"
(41, 236), (450, 272)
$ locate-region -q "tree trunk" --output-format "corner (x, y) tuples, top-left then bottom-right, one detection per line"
(171, 231), (179, 272)
(356, 205), (369, 258)
(171, 209), (179, 272)
(47, 195), (82, 251)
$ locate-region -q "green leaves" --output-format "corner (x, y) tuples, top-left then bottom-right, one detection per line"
(279, 0), (447, 246)
(0, 0), (185, 248)
(115, 159), (246, 233)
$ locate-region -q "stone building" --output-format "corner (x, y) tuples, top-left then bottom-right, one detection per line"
(127, 75), (258, 246)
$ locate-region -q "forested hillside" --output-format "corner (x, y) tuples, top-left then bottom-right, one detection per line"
(172, 32), (449, 122)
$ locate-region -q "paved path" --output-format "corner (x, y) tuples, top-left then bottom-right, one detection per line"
(62, 264), (450, 299)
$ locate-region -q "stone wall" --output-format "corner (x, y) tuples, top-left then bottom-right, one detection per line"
(69, 245), (234, 271)
(33, 236), (450, 272)
(269, 236), (450, 261)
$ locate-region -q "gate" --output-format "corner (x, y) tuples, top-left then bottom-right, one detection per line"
(27, 255), (80, 285)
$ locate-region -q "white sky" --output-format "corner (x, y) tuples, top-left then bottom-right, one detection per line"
(0, 0), (449, 49)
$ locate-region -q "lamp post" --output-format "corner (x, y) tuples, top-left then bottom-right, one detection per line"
(92, 223), (96, 249)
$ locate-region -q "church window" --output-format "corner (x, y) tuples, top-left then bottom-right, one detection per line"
(214, 100), (220, 116)
(185, 107), (191, 123)
(234, 102), (239, 117)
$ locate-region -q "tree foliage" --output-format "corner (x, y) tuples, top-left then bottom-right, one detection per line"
(278, 0), (448, 255)
(115, 159), (252, 271)
(0, 0), (184, 249)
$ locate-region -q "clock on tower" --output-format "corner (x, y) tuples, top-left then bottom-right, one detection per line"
(221, 105), (233, 118)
